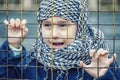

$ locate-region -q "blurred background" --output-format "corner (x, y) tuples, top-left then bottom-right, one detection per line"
(0, 0), (120, 65)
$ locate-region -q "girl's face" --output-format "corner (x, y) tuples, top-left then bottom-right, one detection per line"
(41, 17), (77, 49)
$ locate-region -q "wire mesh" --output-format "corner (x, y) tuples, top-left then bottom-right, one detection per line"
(0, 0), (120, 80)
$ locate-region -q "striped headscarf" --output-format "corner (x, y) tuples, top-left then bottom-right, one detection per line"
(29, 0), (108, 74)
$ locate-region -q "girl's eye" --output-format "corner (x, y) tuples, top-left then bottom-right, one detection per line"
(43, 23), (51, 27)
(59, 23), (67, 27)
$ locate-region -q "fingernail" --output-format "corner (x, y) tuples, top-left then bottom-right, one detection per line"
(10, 18), (15, 26)
(21, 19), (27, 25)
(3, 20), (9, 25)
(90, 49), (96, 53)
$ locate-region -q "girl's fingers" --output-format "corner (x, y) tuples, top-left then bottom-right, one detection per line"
(15, 18), (21, 28)
(3, 20), (13, 29)
(23, 27), (28, 36)
(80, 61), (87, 68)
(22, 25), (28, 32)
(95, 48), (104, 58)
(3, 18), (27, 28)
(20, 19), (28, 36)
(109, 53), (117, 64)
(89, 49), (96, 57)
(21, 19), (27, 29)
(21, 19), (27, 25)
(101, 50), (109, 58)
(3, 20), (9, 26)
(10, 18), (15, 27)
(3, 18), (28, 36)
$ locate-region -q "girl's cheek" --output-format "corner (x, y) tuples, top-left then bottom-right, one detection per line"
(42, 30), (51, 37)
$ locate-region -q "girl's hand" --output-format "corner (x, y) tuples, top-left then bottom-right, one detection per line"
(80, 48), (116, 78)
(3, 18), (28, 48)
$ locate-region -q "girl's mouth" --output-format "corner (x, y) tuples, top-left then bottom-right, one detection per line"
(52, 42), (64, 46)
(51, 42), (65, 49)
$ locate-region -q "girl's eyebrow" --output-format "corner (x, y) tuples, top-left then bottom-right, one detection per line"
(42, 19), (76, 25)
(42, 20), (67, 24)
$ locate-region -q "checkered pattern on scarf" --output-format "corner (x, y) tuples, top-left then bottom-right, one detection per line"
(29, 0), (109, 70)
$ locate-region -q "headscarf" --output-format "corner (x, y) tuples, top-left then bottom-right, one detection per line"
(27, 0), (108, 79)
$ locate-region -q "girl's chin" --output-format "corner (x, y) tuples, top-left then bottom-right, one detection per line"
(49, 44), (67, 49)
(50, 46), (65, 49)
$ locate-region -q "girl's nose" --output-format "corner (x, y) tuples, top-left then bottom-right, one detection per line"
(52, 26), (59, 39)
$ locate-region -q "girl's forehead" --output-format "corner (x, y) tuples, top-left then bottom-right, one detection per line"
(42, 16), (76, 24)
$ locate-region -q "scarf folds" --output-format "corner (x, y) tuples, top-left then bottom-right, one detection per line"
(26, 0), (109, 79)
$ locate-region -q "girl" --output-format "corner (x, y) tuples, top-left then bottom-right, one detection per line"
(0, 0), (120, 80)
